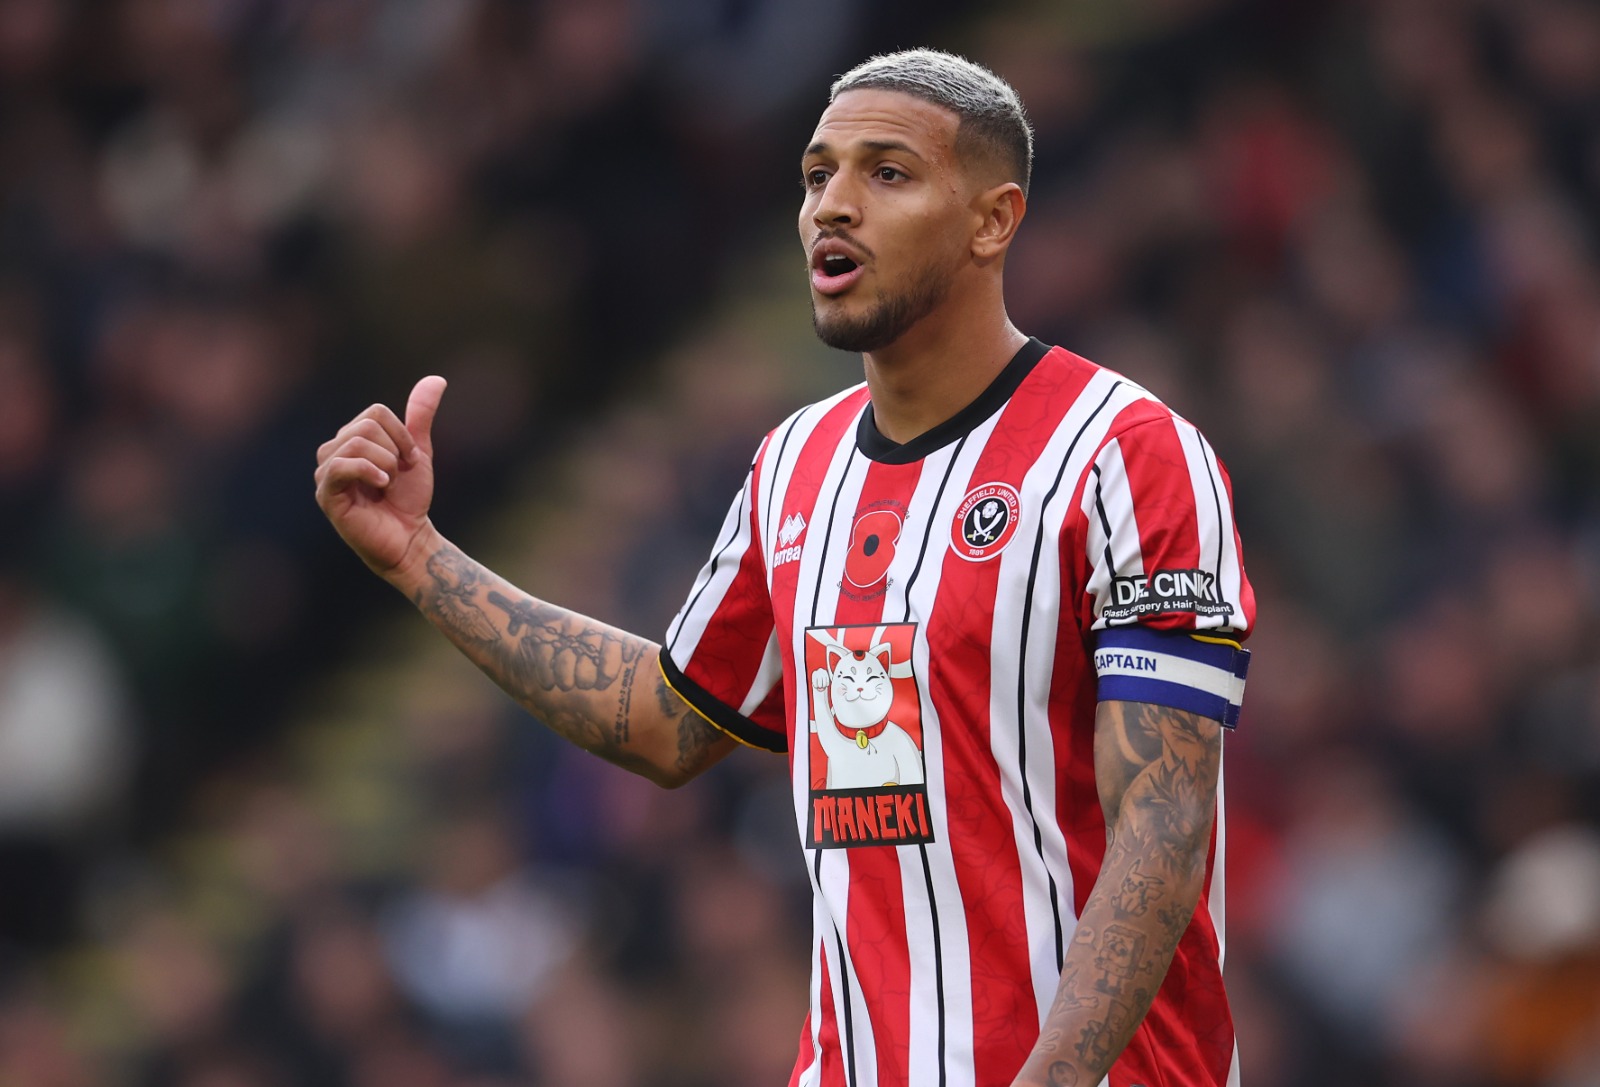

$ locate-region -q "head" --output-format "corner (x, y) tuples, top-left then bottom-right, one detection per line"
(828, 645), (893, 729)
(802, 49), (1033, 353)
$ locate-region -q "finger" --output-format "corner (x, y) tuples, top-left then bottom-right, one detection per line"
(327, 435), (400, 477)
(317, 456), (390, 493)
(357, 403), (418, 464)
(320, 413), (416, 466)
(321, 405), (416, 466)
(317, 416), (397, 464)
(404, 376), (448, 459)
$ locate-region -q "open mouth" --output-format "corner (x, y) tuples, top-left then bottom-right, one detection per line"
(820, 253), (858, 278)
(811, 244), (866, 295)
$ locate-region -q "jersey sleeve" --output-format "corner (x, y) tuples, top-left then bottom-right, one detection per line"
(1076, 415), (1256, 727)
(658, 463), (787, 753)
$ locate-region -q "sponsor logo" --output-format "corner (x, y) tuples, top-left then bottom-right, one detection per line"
(773, 512), (806, 567)
(778, 512), (807, 547)
(805, 623), (933, 848)
(811, 787), (933, 848)
(950, 482), (1021, 562)
(1101, 568), (1234, 622)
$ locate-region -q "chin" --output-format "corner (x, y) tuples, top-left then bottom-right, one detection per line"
(811, 262), (953, 354)
(812, 297), (915, 354)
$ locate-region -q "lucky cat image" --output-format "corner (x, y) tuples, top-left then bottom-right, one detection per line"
(808, 629), (924, 789)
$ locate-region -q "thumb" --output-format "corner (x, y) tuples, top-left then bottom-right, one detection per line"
(405, 375), (448, 458)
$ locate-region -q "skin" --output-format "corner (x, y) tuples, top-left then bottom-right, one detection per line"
(800, 88), (1028, 442)
(1010, 701), (1222, 1087)
(314, 83), (1223, 1084)
(312, 383), (733, 788)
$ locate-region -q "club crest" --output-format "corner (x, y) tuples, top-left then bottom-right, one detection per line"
(950, 482), (1021, 561)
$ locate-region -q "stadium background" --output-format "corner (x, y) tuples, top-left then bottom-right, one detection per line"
(1, 0), (1598, 1084)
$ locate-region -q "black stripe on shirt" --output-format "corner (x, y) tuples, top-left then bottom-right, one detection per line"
(1017, 380), (1123, 968)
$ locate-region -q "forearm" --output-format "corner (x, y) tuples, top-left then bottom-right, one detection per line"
(1013, 702), (1220, 1086)
(389, 525), (730, 786)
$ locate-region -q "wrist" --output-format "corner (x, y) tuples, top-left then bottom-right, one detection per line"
(381, 520), (447, 597)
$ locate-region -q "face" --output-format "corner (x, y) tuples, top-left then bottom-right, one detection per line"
(830, 649), (891, 728)
(800, 89), (979, 353)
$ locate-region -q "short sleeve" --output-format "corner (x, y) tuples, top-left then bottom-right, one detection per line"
(659, 466), (787, 753)
(1077, 415), (1256, 726)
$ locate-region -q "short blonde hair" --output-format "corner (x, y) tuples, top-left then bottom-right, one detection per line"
(831, 49), (1033, 195)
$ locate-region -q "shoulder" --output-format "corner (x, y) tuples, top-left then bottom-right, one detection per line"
(783, 381), (872, 431)
(754, 382), (871, 460)
(1039, 347), (1213, 455)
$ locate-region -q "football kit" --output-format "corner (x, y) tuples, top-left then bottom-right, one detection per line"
(661, 338), (1255, 1087)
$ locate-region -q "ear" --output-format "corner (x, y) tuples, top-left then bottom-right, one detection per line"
(870, 642), (891, 665)
(971, 182), (1026, 264)
(827, 647), (843, 672)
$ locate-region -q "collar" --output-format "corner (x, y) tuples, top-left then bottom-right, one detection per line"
(855, 337), (1051, 464)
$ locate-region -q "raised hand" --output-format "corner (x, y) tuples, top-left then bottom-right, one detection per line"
(314, 376), (447, 578)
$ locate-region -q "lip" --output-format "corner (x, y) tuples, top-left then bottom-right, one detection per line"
(810, 237), (868, 297)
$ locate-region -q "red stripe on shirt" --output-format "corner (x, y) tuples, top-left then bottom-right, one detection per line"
(827, 456), (923, 1087)
(927, 353), (1093, 1084)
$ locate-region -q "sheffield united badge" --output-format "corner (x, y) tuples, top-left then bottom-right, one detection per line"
(950, 482), (1021, 561)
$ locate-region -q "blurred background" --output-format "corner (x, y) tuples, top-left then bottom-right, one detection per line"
(1, 0), (1598, 1084)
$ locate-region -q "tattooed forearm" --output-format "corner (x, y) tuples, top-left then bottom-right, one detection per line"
(411, 543), (732, 785)
(657, 670), (725, 778)
(422, 550), (500, 645)
(1011, 701), (1221, 1087)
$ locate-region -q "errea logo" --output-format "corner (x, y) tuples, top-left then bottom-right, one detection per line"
(774, 512), (806, 567)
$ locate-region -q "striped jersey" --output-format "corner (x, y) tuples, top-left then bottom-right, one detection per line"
(660, 338), (1256, 1087)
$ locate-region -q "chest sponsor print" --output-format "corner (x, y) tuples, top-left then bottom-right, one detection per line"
(804, 622), (933, 848)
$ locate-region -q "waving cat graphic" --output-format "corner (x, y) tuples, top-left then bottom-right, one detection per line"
(808, 628), (924, 789)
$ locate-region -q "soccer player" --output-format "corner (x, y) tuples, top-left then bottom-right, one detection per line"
(315, 49), (1254, 1087)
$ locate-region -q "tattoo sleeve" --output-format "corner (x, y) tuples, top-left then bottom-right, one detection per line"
(1011, 700), (1222, 1087)
(410, 542), (733, 786)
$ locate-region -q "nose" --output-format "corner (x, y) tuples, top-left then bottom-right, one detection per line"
(812, 173), (861, 229)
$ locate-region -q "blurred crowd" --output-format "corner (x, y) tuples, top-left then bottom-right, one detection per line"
(1, 0), (1599, 1085)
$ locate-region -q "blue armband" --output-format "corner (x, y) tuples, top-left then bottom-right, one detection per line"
(1093, 627), (1251, 728)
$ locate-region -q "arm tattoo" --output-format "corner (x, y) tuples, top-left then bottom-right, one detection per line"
(659, 670), (724, 778)
(423, 550), (499, 645)
(413, 544), (725, 782)
(1014, 700), (1221, 1087)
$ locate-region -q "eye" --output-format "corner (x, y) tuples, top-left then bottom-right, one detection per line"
(804, 168), (830, 189)
(874, 166), (905, 182)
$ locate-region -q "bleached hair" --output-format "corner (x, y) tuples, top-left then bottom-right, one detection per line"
(830, 49), (1034, 196)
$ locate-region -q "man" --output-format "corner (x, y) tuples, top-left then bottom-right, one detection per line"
(315, 49), (1254, 1087)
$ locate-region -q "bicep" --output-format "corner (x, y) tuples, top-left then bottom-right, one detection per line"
(1093, 700), (1221, 866)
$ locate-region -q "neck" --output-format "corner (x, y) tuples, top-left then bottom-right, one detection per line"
(861, 287), (1027, 445)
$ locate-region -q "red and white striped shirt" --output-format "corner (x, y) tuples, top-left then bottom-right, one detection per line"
(660, 339), (1255, 1087)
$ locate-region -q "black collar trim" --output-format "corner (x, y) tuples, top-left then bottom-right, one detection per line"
(855, 337), (1051, 464)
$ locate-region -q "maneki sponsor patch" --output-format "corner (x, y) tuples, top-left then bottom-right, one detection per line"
(804, 622), (934, 848)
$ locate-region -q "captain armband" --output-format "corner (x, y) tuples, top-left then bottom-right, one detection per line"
(1092, 627), (1251, 728)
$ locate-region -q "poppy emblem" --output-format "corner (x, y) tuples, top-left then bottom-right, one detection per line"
(844, 509), (901, 588)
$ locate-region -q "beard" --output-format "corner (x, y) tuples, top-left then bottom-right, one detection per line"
(811, 256), (957, 353)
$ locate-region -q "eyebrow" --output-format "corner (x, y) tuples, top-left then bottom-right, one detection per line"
(803, 138), (924, 160)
